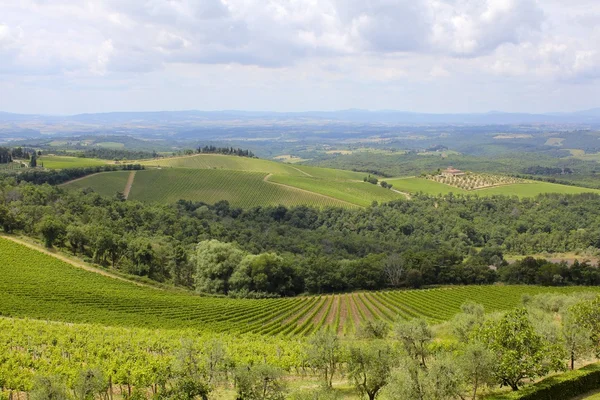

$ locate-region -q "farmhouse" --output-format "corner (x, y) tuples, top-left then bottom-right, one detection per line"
(441, 166), (465, 176)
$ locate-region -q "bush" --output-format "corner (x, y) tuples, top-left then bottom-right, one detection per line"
(486, 362), (600, 399)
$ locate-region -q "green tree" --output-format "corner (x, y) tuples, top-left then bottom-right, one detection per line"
(37, 215), (66, 248)
(347, 342), (397, 400)
(72, 368), (107, 400)
(394, 318), (433, 368)
(29, 153), (37, 168)
(567, 297), (600, 360)
(474, 308), (565, 391)
(451, 302), (485, 343)
(458, 343), (495, 400)
(306, 330), (342, 388)
(230, 253), (294, 296)
(235, 364), (286, 400)
(195, 240), (245, 295)
(31, 376), (69, 400)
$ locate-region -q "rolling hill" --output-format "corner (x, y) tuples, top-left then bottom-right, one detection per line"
(1, 236), (597, 336)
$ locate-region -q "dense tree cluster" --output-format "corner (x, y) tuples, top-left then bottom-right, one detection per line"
(0, 174), (599, 295)
(11, 164), (144, 185)
(54, 148), (160, 160)
(197, 145), (255, 158)
(523, 166), (573, 175)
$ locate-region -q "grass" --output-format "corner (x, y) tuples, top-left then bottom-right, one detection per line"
(38, 155), (108, 169)
(269, 175), (404, 206)
(95, 141), (125, 149)
(127, 169), (351, 208)
(62, 170), (131, 197)
(141, 154), (300, 175)
(2, 236), (599, 335)
(388, 177), (600, 198)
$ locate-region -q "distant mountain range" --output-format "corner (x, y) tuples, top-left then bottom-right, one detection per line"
(2, 108), (600, 125)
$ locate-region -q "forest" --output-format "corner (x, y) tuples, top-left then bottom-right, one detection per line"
(1, 173), (599, 297)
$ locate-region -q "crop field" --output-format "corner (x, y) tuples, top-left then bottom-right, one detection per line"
(62, 170), (131, 196)
(141, 154), (299, 175)
(2, 237), (599, 337)
(269, 175), (405, 206)
(388, 177), (600, 197)
(38, 155), (108, 169)
(126, 169), (352, 208)
(428, 173), (524, 190)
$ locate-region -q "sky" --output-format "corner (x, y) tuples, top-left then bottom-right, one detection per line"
(1, 0), (599, 115)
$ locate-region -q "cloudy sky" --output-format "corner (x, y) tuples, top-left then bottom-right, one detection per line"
(1, 0), (599, 114)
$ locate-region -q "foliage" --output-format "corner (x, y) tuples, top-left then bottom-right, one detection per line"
(234, 365), (286, 400)
(306, 330), (342, 388)
(474, 308), (566, 391)
(347, 341), (398, 400)
(486, 362), (600, 400)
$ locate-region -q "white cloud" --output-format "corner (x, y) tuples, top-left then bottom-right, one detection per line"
(0, 0), (600, 113)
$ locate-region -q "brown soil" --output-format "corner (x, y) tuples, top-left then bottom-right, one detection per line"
(123, 170), (136, 199)
(282, 297), (315, 325)
(337, 296), (349, 335)
(354, 293), (374, 320)
(296, 297), (326, 326)
(311, 295), (333, 325)
(347, 294), (362, 326)
(325, 295), (340, 326)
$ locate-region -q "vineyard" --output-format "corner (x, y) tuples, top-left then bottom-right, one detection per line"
(126, 169), (352, 208)
(428, 173), (525, 190)
(267, 174), (405, 206)
(38, 155), (108, 169)
(388, 176), (600, 197)
(61, 170), (132, 197)
(2, 237), (599, 337)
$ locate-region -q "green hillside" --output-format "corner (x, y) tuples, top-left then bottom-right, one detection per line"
(388, 177), (600, 197)
(126, 169), (352, 208)
(38, 155), (108, 169)
(268, 175), (404, 206)
(1, 237), (598, 336)
(61, 170), (131, 197)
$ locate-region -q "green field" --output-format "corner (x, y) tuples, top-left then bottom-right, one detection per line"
(95, 141), (125, 149)
(388, 177), (600, 197)
(66, 154), (390, 207)
(38, 155), (108, 169)
(141, 154), (300, 175)
(1, 237), (598, 336)
(127, 169), (352, 208)
(269, 175), (405, 206)
(61, 170), (131, 197)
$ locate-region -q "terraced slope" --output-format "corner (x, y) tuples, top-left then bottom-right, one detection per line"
(2, 237), (598, 336)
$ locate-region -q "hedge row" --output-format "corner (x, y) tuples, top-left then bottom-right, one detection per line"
(487, 363), (600, 400)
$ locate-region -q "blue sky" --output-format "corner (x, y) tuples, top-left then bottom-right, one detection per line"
(1, 0), (599, 114)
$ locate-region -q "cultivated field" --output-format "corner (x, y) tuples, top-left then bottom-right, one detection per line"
(62, 170), (132, 197)
(388, 177), (600, 197)
(268, 175), (405, 206)
(126, 169), (351, 208)
(1, 237), (598, 336)
(38, 155), (108, 169)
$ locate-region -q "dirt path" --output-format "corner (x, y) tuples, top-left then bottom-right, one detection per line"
(0, 234), (157, 289)
(337, 296), (349, 335)
(57, 172), (104, 187)
(325, 295), (340, 326)
(290, 166), (313, 177)
(390, 187), (411, 199)
(263, 174), (360, 208)
(123, 171), (136, 199)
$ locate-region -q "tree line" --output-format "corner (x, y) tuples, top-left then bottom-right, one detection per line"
(1, 174), (600, 295)
(197, 145), (255, 158)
